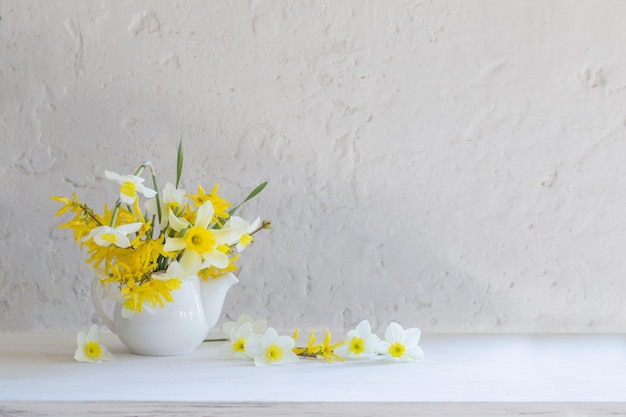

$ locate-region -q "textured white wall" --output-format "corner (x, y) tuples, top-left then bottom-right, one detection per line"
(2, 0), (625, 333)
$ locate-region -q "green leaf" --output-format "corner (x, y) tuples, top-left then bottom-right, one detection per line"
(176, 136), (184, 188)
(229, 181), (268, 216)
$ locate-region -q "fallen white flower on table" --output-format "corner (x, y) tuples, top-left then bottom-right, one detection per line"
(246, 327), (299, 366)
(218, 322), (260, 360)
(74, 324), (115, 363)
(378, 322), (424, 362)
(334, 319), (381, 360)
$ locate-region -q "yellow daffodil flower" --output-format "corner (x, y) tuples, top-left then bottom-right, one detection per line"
(163, 201), (239, 277)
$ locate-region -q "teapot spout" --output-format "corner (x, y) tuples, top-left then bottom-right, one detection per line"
(199, 273), (239, 330)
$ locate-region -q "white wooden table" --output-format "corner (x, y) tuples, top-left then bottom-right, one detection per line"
(1, 333), (625, 416)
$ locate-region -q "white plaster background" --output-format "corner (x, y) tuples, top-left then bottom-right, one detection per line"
(1, 0), (625, 333)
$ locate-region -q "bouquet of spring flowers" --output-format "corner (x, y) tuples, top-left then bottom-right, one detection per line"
(51, 141), (269, 317)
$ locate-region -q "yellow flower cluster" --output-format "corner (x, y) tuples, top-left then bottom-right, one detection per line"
(292, 328), (345, 362)
(52, 146), (269, 314)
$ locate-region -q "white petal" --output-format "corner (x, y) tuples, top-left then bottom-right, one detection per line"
(137, 183), (157, 198)
(222, 321), (237, 336)
(99, 348), (115, 362)
(116, 222), (143, 234)
(384, 322), (404, 343)
(145, 198), (158, 217)
(84, 226), (107, 242)
(279, 350), (300, 364)
(168, 209), (190, 232)
(237, 322), (254, 338)
(179, 251), (203, 277)
(405, 346), (425, 361)
(167, 185), (187, 207)
(403, 327), (421, 348)
(354, 320), (372, 337)
(74, 347), (91, 362)
(119, 193), (136, 205)
(162, 183), (176, 200)
(113, 234), (131, 249)
(252, 320), (267, 334)
(262, 327), (279, 346)
(195, 201), (215, 228)
(166, 261), (184, 279)
(245, 337), (262, 358)
(86, 324), (100, 342)
(104, 170), (122, 182)
(374, 340), (390, 354)
(248, 217), (261, 232)
(76, 330), (86, 347)
(276, 335), (295, 351)
(93, 234), (114, 247)
(121, 175), (145, 185)
(237, 314), (253, 325)
(201, 250), (229, 269)
(163, 237), (187, 252)
(228, 216), (248, 232)
(217, 341), (236, 358)
(212, 227), (240, 245)
(254, 355), (270, 366)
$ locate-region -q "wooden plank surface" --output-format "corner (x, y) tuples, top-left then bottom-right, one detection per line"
(1, 402), (626, 417)
(1, 333), (625, 412)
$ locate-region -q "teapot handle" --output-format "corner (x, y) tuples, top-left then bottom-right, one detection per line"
(90, 277), (116, 333)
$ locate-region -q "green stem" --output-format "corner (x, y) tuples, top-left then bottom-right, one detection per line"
(109, 200), (122, 227)
(145, 162), (162, 225)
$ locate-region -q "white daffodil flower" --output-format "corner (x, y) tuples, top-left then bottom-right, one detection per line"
(145, 183), (187, 229)
(217, 322), (261, 360)
(377, 322), (424, 362)
(74, 324), (115, 363)
(227, 216), (261, 252)
(222, 313), (267, 337)
(245, 327), (299, 366)
(163, 201), (240, 277)
(84, 223), (143, 248)
(105, 170), (157, 205)
(334, 319), (381, 360)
